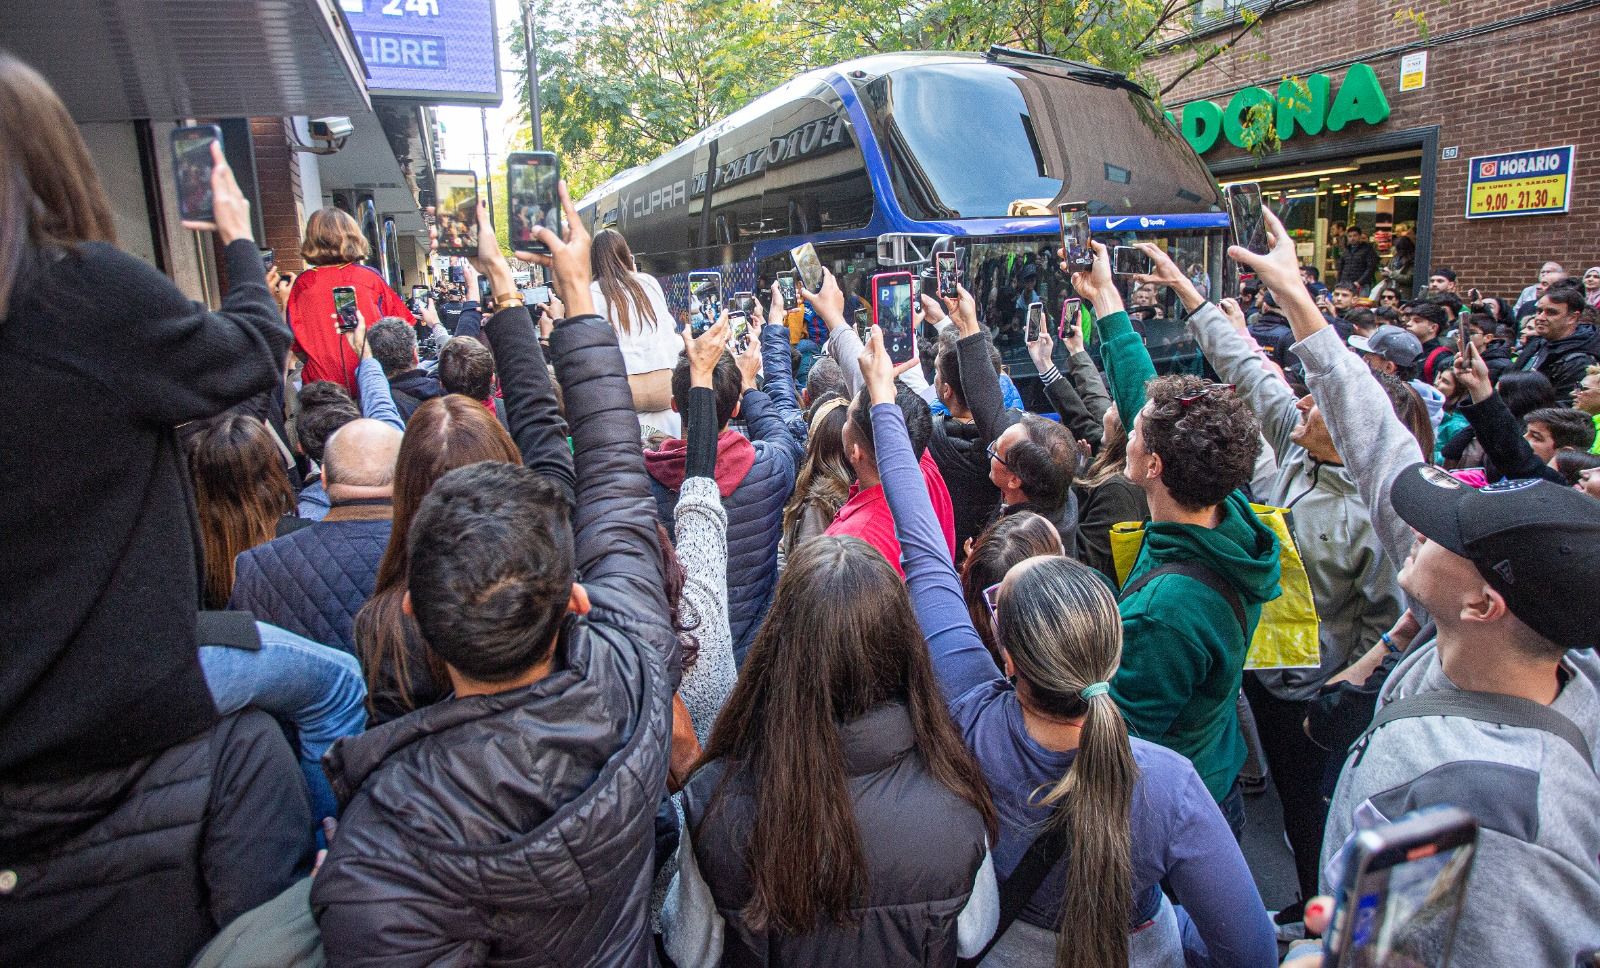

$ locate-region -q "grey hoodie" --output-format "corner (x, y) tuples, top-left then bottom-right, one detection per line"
(1321, 641), (1600, 968)
(1187, 304), (1403, 700)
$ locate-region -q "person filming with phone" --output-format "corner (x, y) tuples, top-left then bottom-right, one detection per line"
(284, 208), (416, 396)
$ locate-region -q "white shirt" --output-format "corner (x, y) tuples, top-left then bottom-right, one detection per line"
(590, 271), (682, 437)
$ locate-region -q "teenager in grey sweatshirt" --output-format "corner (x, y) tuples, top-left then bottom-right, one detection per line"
(1224, 212), (1600, 968)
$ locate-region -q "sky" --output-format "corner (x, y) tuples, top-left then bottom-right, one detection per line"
(433, 0), (528, 175)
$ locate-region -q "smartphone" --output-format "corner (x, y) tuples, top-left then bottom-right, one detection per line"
(477, 277), (492, 306)
(1024, 301), (1045, 342)
(506, 151), (561, 252)
(1467, 287), (1482, 303)
(171, 125), (223, 223)
(1226, 183), (1270, 255)
(726, 311), (750, 352)
(1058, 297), (1082, 339)
(729, 291), (758, 319)
(1457, 320), (1469, 360)
(434, 169), (480, 257)
(936, 251), (959, 299)
(776, 272), (799, 310)
(791, 242), (825, 293)
(871, 271), (916, 366)
(1058, 202), (1094, 271)
(332, 286), (359, 333)
(261, 248), (276, 271)
(525, 284), (552, 306)
(1112, 246), (1154, 277)
(1322, 807), (1478, 968)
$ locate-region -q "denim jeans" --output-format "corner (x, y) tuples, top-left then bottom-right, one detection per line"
(1218, 779), (1247, 842)
(200, 622), (367, 825)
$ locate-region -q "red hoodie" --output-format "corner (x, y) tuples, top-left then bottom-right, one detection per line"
(826, 451), (956, 577)
(643, 429), (756, 497)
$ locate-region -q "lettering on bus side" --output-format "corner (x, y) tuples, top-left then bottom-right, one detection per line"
(626, 179), (689, 220)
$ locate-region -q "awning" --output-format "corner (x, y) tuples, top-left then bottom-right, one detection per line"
(315, 101), (430, 235)
(0, 0), (371, 122)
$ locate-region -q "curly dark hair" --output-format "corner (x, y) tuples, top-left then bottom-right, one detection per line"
(1140, 375), (1261, 511)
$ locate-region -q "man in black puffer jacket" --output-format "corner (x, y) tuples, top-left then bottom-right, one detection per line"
(312, 209), (678, 967)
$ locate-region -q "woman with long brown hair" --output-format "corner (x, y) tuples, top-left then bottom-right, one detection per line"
(353, 393), (521, 723)
(588, 228), (682, 436)
(778, 395), (852, 561)
(859, 329), (1275, 968)
(285, 207), (416, 395)
(0, 52), (310, 968)
(186, 414), (301, 608)
(959, 510), (1062, 664)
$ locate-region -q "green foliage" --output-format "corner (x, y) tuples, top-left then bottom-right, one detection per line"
(507, 0), (1273, 196)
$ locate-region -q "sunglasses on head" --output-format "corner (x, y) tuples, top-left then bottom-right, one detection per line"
(1176, 382), (1236, 407)
(983, 582), (1002, 624)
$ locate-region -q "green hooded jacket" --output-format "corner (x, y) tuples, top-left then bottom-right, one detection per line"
(1095, 308), (1283, 801)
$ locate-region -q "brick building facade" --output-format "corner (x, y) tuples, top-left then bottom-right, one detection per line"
(1145, 0), (1600, 298)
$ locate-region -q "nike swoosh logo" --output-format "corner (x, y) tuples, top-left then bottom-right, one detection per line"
(1106, 217), (1132, 228)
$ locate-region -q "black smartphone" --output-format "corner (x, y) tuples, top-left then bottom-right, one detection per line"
(1058, 297), (1082, 339)
(729, 290), (758, 319)
(260, 248), (275, 271)
(1058, 202), (1093, 271)
(1112, 246), (1154, 277)
(1322, 807), (1478, 968)
(171, 125), (223, 223)
(791, 242), (825, 293)
(688, 271), (721, 335)
(434, 170), (480, 257)
(1467, 287), (1482, 303)
(776, 272), (799, 310)
(409, 285), (429, 313)
(478, 277), (492, 305)
(1226, 183), (1270, 255)
(1025, 301), (1045, 342)
(525, 284), (552, 306)
(332, 286), (359, 333)
(936, 251), (959, 299)
(506, 151), (561, 253)
(872, 270), (916, 366)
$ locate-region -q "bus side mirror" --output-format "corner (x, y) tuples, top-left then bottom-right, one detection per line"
(876, 233), (953, 267)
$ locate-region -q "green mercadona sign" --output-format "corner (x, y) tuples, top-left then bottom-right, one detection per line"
(1166, 63), (1392, 156)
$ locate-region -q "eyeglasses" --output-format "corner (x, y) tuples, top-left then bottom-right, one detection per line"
(986, 442), (1010, 468)
(983, 582), (1002, 624)
(1176, 382), (1236, 408)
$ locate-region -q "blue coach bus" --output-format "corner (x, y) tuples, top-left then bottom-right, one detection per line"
(575, 47), (1230, 398)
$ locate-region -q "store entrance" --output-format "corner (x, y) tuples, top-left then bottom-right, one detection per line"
(1222, 149), (1423, 296)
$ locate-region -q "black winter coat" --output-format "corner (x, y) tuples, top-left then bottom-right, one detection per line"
(0, 711), (313, 968)
(0, 241), (289, 778)
(1337, 241), (1379, 289)
(388, 367), (445, 422)
(311, 314), (678, 967)
(1515, 322), (1600, 404)
(681, 703), (989, 966)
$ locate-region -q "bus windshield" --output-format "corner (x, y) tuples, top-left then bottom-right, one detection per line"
(861, 62), (1223, 220)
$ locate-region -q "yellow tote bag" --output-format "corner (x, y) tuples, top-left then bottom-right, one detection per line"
(1110, 504), (1321, 670)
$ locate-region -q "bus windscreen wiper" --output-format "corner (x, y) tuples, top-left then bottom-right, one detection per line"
(984, 45), (1149, 97)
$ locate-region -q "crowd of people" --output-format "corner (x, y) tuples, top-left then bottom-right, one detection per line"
(2, 51), (1599, 968)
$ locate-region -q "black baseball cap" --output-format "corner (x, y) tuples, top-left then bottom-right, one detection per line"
(1390, 464), (1600, 649)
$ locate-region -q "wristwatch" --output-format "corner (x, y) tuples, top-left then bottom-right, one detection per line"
(488, 291), (526, 313)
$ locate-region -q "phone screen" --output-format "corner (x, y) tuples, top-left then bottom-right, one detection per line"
(171, 126), (221, 223)
(791, 243), (824, 292)
(688, 271), (721, 334)
(1058, 202), (1093, 271)
(1334, 841), (1476, 966)
(777, 273), (798, 310)
(507, 152), (561, 251)
(1025, 302), (1045, 342)
(729, 291), (757, 319)
(936, 251), (959, 298)
(526, 285), (551, 305)
(435, 170), (480, 256)
(1059, 298), (1082, 339)
(873, 272), (915, 365)
(1112, 246), (1153, 277)
(1227, 183), (1269, 255)
(332, 286), (359, 331)
(727, 311), (750, 351)
(478, 277), (492, 305)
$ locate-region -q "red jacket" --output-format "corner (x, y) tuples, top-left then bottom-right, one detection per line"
(287, 263), (414, 394)
(825, 450), (956, 577)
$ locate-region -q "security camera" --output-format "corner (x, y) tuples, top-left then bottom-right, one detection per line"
(310, 117), (354, 140)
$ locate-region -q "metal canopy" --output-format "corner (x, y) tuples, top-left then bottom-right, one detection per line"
(0, 0), (371, 122)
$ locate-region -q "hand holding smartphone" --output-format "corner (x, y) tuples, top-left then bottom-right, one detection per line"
(1025, 301), (1045, 342)
(936, 251), (960, 299)
(171, 125), (223, 225)
(1226, 183), (1270, 255)
(506, 151), (561, 254)
(1058, 202), (1094, 272)
(434, 170), (481, 257)
(1111, 246), (1153, 277)
(871, 271), (916, 366)
(791, 243), (825, 293)
(776, 272), (799, 310)
(332, 286), (360, 334)
(1058, 297), (1082, 339)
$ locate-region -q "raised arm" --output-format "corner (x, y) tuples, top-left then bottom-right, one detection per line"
(1029, 325), (1101, 446)
(1067, 241), (1149, 419)
(759, 284), (810, 446)
(1452, 342), (1566, 484)
(859, 328), (1001, 704)
(943, 283), (1010, 448)
(1231, 210), (1422, 571)
(536, 185), (666, 615)
(355, 356), (406, 432)
(102, 147), (289, 426)
(803, 268), (865, 397)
